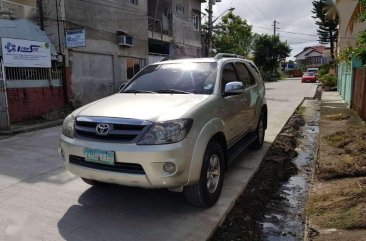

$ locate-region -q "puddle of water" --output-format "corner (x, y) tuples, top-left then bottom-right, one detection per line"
(261, 100), (320, 241)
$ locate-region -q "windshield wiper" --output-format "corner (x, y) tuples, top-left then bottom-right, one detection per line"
(156, 89), (192, 94)
(122, 90), (157, 94)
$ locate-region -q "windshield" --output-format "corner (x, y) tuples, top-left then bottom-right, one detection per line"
(122, 62), (217, 94)
(304, 72), (315, 76)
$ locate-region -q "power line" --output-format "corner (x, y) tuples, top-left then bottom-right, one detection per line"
(248, 0), (268, 22)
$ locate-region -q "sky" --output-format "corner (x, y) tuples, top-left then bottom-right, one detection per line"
(203, 0), (322, 60)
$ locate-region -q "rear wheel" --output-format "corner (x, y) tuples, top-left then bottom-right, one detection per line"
(184, 141), (225, 208)
(250, 112), (265, 150)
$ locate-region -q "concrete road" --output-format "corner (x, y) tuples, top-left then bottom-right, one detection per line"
(0, 79), (317, 241)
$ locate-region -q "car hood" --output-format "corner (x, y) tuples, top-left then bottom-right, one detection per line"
(74, 93), (210, 122)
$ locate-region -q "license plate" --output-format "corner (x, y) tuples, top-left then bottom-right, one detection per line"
(84, 148), (115, 165)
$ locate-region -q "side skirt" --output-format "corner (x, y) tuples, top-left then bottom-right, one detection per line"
(227, 132), (257, 164)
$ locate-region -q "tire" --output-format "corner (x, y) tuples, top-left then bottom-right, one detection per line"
(81, 177), (106, 186)
(250, 112), (265, 150)
(184, 141), (225, 208)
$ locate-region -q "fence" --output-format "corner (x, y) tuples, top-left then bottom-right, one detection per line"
(352, 67), (366, 121)
(5, 64), (63, 82)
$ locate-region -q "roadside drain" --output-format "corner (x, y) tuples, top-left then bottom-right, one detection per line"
(211, 99), (320, 241)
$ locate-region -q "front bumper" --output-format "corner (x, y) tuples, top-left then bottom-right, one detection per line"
(59, 135), (196, 189)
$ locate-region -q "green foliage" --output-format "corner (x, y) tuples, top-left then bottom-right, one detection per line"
(253, 34), (291, 78)
(312, 0), (339, 58)
(318, 65), (330, 78)
(319, 73), (337, 87)
(340, 0), (366, 64)
(355, 30), (366, 64)
(213, 13), (253, 57)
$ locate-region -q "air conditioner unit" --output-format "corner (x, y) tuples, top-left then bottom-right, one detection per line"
(117, 34), (133, 47)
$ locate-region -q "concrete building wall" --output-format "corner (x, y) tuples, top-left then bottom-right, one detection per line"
(43, 0), (149, 106)
(337, 0), (366, 53)
(148, 0), (202, 58)
(171, 0), (202, 57)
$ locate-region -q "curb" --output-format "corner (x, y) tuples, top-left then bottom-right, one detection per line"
(0, 120), (63, 137)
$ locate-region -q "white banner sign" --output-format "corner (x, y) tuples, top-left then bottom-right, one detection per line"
(1, 38), (51, 68)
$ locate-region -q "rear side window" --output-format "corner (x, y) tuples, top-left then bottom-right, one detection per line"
(236, 62), (256, 87)
(222, 63), (238, 91)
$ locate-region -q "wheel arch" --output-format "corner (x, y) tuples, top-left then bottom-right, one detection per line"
(187, 119), (227, 185)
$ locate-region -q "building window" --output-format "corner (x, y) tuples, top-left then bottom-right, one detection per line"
(193, 11), (200, 30)
(127, 58), (141, 79)
(129, 0), (138, 5)
(176, 4), (184, 14)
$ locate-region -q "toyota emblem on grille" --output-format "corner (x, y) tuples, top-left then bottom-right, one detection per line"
(96, 123), (110, 136)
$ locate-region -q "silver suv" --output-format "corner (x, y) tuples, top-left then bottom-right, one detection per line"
(59, 53), (267, 207)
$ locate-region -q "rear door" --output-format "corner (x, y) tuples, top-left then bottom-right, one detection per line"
(235, 62), (258, 130)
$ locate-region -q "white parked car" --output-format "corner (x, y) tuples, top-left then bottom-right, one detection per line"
(59, 53), (268, 207)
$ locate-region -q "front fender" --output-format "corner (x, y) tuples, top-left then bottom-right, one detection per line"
(186, 118), (226, 185)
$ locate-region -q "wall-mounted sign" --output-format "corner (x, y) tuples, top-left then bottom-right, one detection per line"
(1, 38), (51, 68)
(65, 29), (86, 48)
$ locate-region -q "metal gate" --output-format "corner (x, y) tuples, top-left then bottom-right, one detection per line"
(0, 60), (9, 130)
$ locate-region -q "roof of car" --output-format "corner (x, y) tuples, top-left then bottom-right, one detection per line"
(153, 56), (251, 65)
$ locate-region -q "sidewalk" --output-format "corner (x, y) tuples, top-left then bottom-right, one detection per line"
(306, 91), (366, 241)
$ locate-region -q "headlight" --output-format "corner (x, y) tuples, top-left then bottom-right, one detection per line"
(137, 119), (193, 145)
(62, 114), (75, 138)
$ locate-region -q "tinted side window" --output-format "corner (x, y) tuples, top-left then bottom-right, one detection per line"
(222, 63), (238, 91)
(236, 62), (255, 87)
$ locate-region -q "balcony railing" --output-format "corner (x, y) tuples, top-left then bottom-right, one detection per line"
(148, 16), (172, 38)
(0, 0), (37, 19)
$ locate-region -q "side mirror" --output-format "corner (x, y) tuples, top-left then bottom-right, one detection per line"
(224, 81), (244, 96)
(119, 83), (127, 91)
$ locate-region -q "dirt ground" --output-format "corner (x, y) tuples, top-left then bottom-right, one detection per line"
(211, 108), (306, 241)
(306, 92), (366, 240)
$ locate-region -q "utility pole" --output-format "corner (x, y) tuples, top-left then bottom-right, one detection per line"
(37, 0), (45, 31)
(207, 0), (213, 57)
(273, 20), (279, 36)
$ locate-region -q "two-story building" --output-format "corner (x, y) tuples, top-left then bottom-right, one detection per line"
(294, 46), (331, 71)
(42, 0), (149, 106)
(147, 0), (204, 63)
(42, 0), (204, 106)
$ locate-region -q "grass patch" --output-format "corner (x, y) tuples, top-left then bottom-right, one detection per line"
(319, 126), (366, 180)
(324, 126), (366, 148)
(324, 113), (351, 121)
(307, 178), (366, 229)
(296, 106), (306, 115)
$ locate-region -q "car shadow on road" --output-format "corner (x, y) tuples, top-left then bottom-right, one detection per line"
(57, 184), (204, 241)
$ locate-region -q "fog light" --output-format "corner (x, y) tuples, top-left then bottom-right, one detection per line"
(163, 162), (176, 174)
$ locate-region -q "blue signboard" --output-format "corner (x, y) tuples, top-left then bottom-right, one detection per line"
(65, 29), (86, 48)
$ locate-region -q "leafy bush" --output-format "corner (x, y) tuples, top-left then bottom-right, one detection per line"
(319, 74), (337, 87)
(318, 65), (330, 78)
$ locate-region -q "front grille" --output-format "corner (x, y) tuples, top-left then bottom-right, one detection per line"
(69, 155), (146, 175)
(75, 117), (152, 143)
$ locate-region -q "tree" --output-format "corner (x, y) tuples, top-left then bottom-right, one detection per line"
(253, 34), (291, 77)
(312, 0), (339, 59)
(212, 12), (253, 57)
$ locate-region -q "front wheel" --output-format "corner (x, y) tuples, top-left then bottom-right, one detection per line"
(184, 141), (225, 208)
(250, 113), (265, 150)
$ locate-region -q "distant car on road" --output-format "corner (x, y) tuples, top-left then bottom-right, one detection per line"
(302, 72), (317, 83)
(307, 67), (319, 76)
(59, 53), (268, 207)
